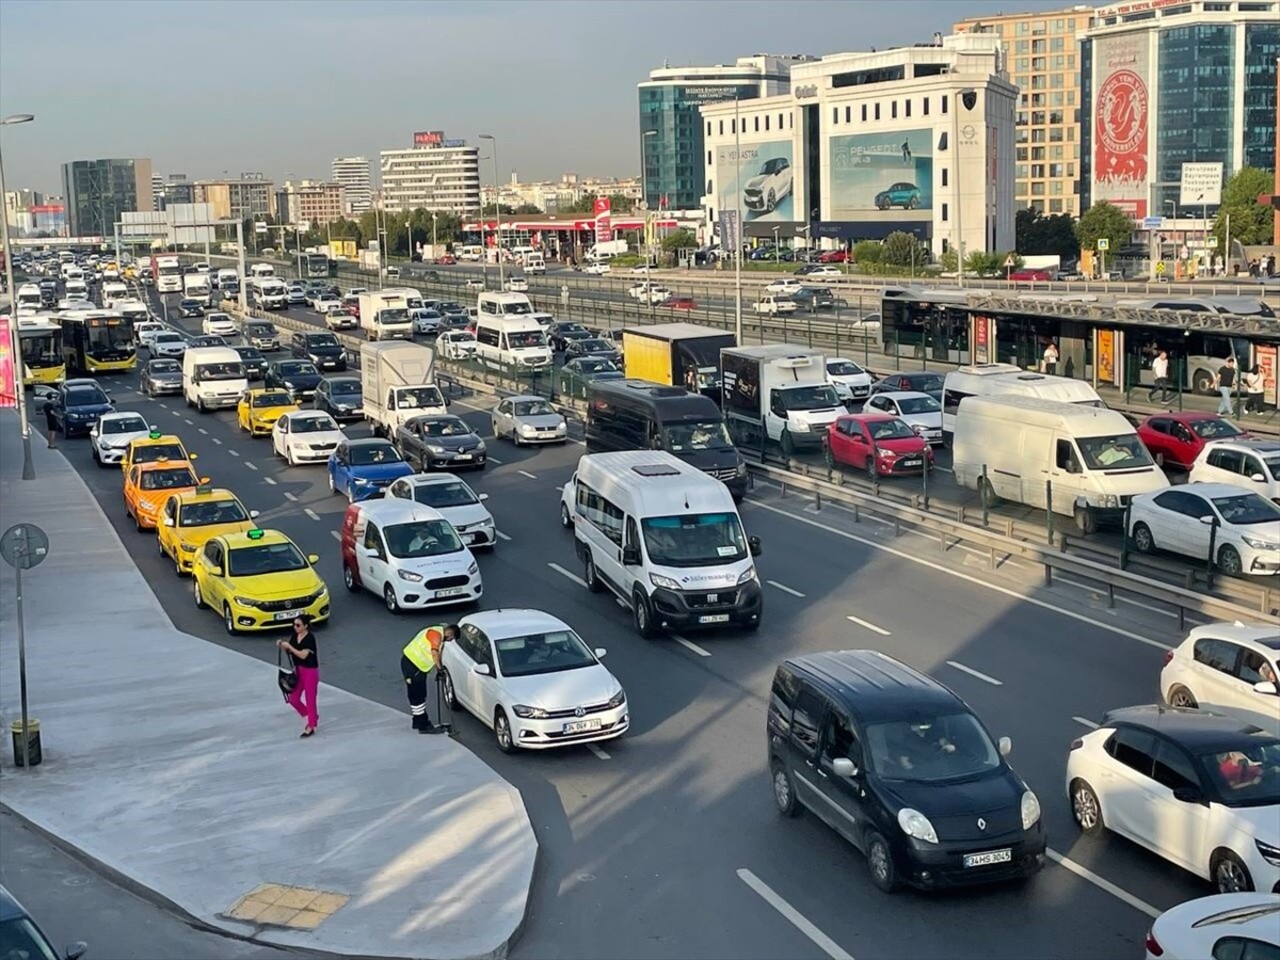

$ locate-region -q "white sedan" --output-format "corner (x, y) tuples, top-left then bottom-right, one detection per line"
(1159, 622), (1280, 735)
(582, 262), (611, 275)
(506, 277), (529, 292)
(437, 330), (478, 360)
(202, 313), (238, 337)
(150, 331), (187, 358)
(272, 411), (345, 465)
(90, 411), (151, 467)
(1144, 894), (1280, 960)
(1129, 483), (1280, 577)
(765, 278), (802, 295)
(387, 473), (497, 549)
(440, 609), (628, 753)
(864, 391), (943, 445)
(135, 321), (166, 348)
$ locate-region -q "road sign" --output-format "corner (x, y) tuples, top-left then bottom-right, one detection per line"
(1155, 261), (1166, 275)
(1142, 216), (1163, 229)
(1096, 238), (1110, 252)
(254, 222), (268, 235)
(0, 524), (48, 570)
(1207, 236), (1219, 249)
(1004, 254), (1017, 268)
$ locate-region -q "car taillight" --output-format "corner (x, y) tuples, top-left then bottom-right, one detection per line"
(1069, 738), (1084, 751)
(1162, 651), (1173, 666)
(1144, 930), (1163, 957)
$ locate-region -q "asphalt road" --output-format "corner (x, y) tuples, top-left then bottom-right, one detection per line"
(29, 286), (1230, 959)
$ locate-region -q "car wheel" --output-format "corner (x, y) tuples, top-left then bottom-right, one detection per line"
(342, 563), (359, 593)
(494, 708), (516, 754)
(1070, 779), (1104, 836)
(1167, 685), (1198, 709)
(864, 830), (899, 893)
(285, 445), (296, 467)
(197, 397), (207, 414)
(193, 578), (207, 609)
(766, 189), (777, 212)
(907, 196), (919, 210)
(771, 762), (800, 817)
(1074, 506), (1097, 536)
(1192, 369), (1216, 395)
(383, 583), (401, 614)
(584, 553), (603, 593)
(560, 501), (572, 529)
(1218, 545), (1244, 577)
(632, 589), (658, 639)
(1212, 850), (1254, 893)
(442, 669), (457, 709)
(1132, 522), (1155, 554)
(223, 604), (239, 636)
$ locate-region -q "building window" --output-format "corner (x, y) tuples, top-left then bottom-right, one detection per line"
(779, 113), (785, 129)
(941, 202), (949, 221)
(832, 107), (838, 123)
(942, 168), (949, 186)
(706, 121), (711, 136)
(1031, 182), (1046, 195)
(1050, 36), (1065, 52)
(1032, 39), (1046, 53)
(1049, 198), (1063, 213)
(905, 99), (911, 117)
(861, 104), (868, 122)
(1032, 111), (1046, 125)
(708, 151), (713, 166)
(874, 103), (881, 120)
(889, 101), (896, 119)
(942, 94), (948, 114)
(765, 115), (770, 131)
(923, 97), (930, 115)
(754, 116), (759, 132)
(845, 106), (851, 123)
(719, 120), (724, 136)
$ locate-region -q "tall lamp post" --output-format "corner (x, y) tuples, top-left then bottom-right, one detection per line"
(733, 97), (743, 345)
(479, 135), (504, 285)
(0, 114), (37, 481)
(642, 130), (656, 269)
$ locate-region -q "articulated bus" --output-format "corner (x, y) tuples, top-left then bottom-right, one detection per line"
(60, 309), (137, 375)
(17, 317), (66, 386)
(305, 252), (337, 278)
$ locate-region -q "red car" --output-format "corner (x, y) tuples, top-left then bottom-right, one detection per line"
(1008, 268), (1052, 281)
(435, 254), (456, 265)
(825, 414), (934, 477)
(1137, 412), (1249, 471)
(818, 250), (848, 263)
(661, 296), (697, 310)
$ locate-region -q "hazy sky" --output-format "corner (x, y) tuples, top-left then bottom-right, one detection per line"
(0, 0), (1071, 195)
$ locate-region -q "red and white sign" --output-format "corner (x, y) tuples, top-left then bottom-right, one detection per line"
(594, 196), (612, 245)
(1092, 34), (1150, 219)
(413, 131), (444, 147)
(0, 315), (16, 409)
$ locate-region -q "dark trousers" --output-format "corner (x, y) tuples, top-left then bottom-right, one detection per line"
(1245, 392), (1265, 414)
(401, 655), (431, 730)
(1148, 377), (1172, 402)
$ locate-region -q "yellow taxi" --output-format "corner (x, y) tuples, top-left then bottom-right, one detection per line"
(124, 460), (203, 531)
(192, 528), (330, 635)
(238, 389), (299, 437)
(121, 430), (197, 473)
(157, 485), (259, 575)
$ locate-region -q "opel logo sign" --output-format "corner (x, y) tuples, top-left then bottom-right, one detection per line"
(977, 817), (987, 831)
(575, 707), (585, 718)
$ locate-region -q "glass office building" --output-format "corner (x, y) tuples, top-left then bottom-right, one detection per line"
(61, 158), (153, 237)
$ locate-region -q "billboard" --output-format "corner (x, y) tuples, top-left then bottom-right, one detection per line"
(828, 129), (933, 222)
(0, 315), (15, 410)
(715, 140), (795, 223)
(594, 196), (612, 244)
(1179, 162), (1223, 206)
(1092, 32), (1151, 219)
(414, 131), (444, 146)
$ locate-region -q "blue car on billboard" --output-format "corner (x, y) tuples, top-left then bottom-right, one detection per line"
(329, 438), (413, 502)
(874, 182), (922, 210)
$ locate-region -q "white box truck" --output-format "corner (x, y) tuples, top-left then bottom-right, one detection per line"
(183, 272), (212, 305)
(721, 344), (844, 458)
(360, 341), (448, 436)
(183, 346), (248, 413)
(359, 291), (414, 341)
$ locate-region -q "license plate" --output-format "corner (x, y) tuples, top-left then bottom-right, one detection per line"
(901, 459), (921, 467)
(272, 609), (302, 621)
(436, 587), (467, 598)
(963, 849), (1012, 868)
(563, 718), (602, 734)
(698, 614), (730, 624)
(454, 454), (472, 461)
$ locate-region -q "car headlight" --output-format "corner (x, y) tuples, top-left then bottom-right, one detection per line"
(475, 440), (486, 452)
(606, 689), (626, 708)
(878, 449), (895, 459)
(467, 562), (479, 576)
(650, 573), (680, 590)
(897, 807), (938, 844)
(179, 541), (197, 552)
(283, 381), (296, 389)
(233, 595), (260, 609)
(396, 569), (423, 583)
(1099, 494), (1120, 508)
(1242, 535), (1280, 550)
(519, 424), (535, 435)
(1021, 790), (1041, 830)
(512, 704), (549, 720)
(736, 462), (748, 477)
(737, 566), (758, 585)
(138, 497), (157, 511)
(1255, 839), (1280, 866)
(426, 444), (446, 454)
(789, 420), (810, 432)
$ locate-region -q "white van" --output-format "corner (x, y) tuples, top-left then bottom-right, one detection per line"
(952, 396), (1168, 533)
(249, 263), (275, 279)
(183, 346), (248, 413)
(216, 268), (238, 289)
(941, 363), (1104, 443)
(102, 280), (129, 304)
(475, 292), (552, 368)
(570, 451), (763, 637)
(64, 278), (88, 300)
(61, 264), (84, 281)
(183, 273), (212, 305)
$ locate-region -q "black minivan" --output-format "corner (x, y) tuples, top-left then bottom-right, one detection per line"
(767, 650), (1046, 892)
(586, 379), (747, 501)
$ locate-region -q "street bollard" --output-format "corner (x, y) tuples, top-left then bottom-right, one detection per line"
(921, 458), (930, 511)
(980, 464), (989, 526)
(1206, 516), (1220, 591)
(1045, 480), (1055, 546)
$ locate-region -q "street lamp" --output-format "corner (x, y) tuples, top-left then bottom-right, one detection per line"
(431, 212), (438, 259)
(1, 113), (37, 480)
(479, 134), (504, 284)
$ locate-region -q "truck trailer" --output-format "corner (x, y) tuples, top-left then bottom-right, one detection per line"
(621, 323), (735, 401)
(720, 344), (844, 457)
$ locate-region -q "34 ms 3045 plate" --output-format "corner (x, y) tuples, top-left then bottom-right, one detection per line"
(963, 849), (1011, 868)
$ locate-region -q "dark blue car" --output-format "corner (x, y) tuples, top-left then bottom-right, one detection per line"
(43, 379), (115, 437)
(328, 438), (414, 502)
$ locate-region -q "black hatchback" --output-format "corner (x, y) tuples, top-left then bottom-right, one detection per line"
(264, 360), (323, 402)
(232, 345), (267, 380)
(291, 331), (347, 371)
(767, 650), (1045, 892)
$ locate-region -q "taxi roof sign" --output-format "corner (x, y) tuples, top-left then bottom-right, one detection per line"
(148, 428), (161, 439)
(247, 528), (265, 540)
(195, 483), (213, 495)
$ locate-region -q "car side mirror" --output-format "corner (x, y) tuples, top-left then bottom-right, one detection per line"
(1199, 515), (1215, 525)
(307, 554), (320, 565)
(1249, 473), (1266, 482)
(163, 516), (175, 527)
(478, 493), (490, 502)
(832, 757), (859, 779)
(594, 647), (607, 659)
(1253, 680), (1278, 696)
(357, 545), (374, 558)
(445, 397), (452, 406)
(472, 663), (491, 677)
(998, 736), (1012, 757)
(621, 545), (641, 566)
(1173, 785), (1203, 804)
(748, 535), (762, 557)
(249, 510), (260, 519)
(65, 943), (88, 960)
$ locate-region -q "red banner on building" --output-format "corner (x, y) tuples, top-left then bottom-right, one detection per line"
(593, 196), (613, 245)
(1092, 33), (1150, 219)
(0, 315), (16, 409)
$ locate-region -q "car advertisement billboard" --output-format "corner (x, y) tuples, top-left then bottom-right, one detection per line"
(1092, 32), (1150, 220)
(715, 141), (795, 223)
(828, 129), (933, 222)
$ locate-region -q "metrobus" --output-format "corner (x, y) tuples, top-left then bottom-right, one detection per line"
(305, 253), (336, 278)
(60, 309), (137, 375)
(17, 317), (66, 386)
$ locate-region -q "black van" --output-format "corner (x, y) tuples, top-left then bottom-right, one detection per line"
(767, 650), (1045, 892)
(586, 379), (747, 500)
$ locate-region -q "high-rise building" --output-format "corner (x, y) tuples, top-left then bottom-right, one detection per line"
(60, 158), (154, 237)
(150, 173), (164, 210)
(379, 133), (480, 215)
(193, 174), (274, 220)
(954, 6), (1094, 217)
(280, 180), (346, 226)
(639, 54), (814, 212)
(331, 156), (372, 214)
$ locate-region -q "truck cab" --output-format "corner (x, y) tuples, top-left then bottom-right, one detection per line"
(360, 341), (449, 436)
(722, 346), (843, 458)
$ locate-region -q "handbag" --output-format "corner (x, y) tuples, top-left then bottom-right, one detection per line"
(277, 647), (299, 701)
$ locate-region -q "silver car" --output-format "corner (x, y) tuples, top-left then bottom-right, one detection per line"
(140, 358), (184, 396)
(491, 395), (568, 446)
(149, 331), (187, 358)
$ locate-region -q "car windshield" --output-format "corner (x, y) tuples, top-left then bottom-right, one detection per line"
(867, 419), (917, 441)
(0, 916), (58, 960)
(207, 314), (230, 324)
(898, 396), (940, 415)
(383, 519), (463, 559)
(140, 467), (197, 490)
(641, 512), (748, 567)
(350, 443), (402, 466)
(153, 332), (182, 343)
(235, 348), (263, 360)
(493, 628), (597, 678)
(576, 358), (617, 374)
(1211, 493), (1280, 526)
(865, 713), (1002, 783)
(149, 360), (181, 374)
(576, 339), (612, 354)
(558, 323), (587, 334)
(1077, 434), (1155, 471)
(780, 385), (840, 411)
(664, 419), (733, 452)
(1262, 454), (1280, 480)
(132, 442), (185, 464)
(66, 386), (109, 406)
(514, 399), (556, 417)
(508, 331), (546, 348)
(180, 499), (249, 527)
(199, 362), (243, 381)
(828, 360), (864, 376)
(440, 302), (462, 312)
(1201, 739), (1280, 807)
(419, 417), (472, 438)
(278, 362), (316, 377)
(330, 380), (361, 396)
(906, 375), (944, 392)
(500, 301), (532, 315)
(307, 335), (339, 347)
(448, 332), (476, 343)
(292, 416), (337, 434)
(1191, 418), (1245, 439)
(254, 392), (293, 407)
(410, 479), (478, 508)
(227, 542), (308, 576)
(103, 415), (148, 434)
(398, 386), (442, 409)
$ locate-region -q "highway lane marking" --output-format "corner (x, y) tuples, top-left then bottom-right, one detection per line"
(304, 508), (320, 521)
(518, 469), (538, 480)
(767, 580), (806, 598)
(245, 461), (257, 471)
(671, 634), (712, 658)
(170, 410), (181, 416)
(547, 562), (587, 588)
(747, 500), (1173, 653)
(183, 418), (194, 425)
(487, 455), (504, 464)
(736, 869), (854, 960)
(1073, 716), (1099, 729)
(211, 438), (222, 445)
(284, 492), (298, 501)
(229, 449), (240, 457)
(945, 660), (1003, 686)
(198, 428), (208, 435)
(1045, 849), (1160, 919)
(496, 530), (512, 541)
(263, 477), (277, 485)
(330, 530), (341, 540)
(585, 744), (611, 760)
(845, 614), (890, 636)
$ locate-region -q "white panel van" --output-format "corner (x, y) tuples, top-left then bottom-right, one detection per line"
(183, 346), (248, 413)
(942, 364), (1104, 443)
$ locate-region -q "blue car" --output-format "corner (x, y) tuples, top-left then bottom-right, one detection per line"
(43, 379), (115, 437)
(874, 181), (922, 210)
(328, 438), (413, 502)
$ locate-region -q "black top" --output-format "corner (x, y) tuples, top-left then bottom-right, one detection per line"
(289, 631), (318, 668)
(1218, 365), (1236, 388)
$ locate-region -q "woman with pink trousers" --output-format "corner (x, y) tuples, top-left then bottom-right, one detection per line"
(278, 614), (319, 737)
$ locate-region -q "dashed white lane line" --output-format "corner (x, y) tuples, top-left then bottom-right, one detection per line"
(1073, 716), (1099, 729)
(284, 491), (298, 502)
(518, 469), (537, 480)
(737, 869), (854, 960)
(845, 614), (891, 636)
(263, 477), (277, 485)
(767, 580), (806, 598)
(585, 744), (611, 760)
(229, 449), (240, 457)
(170, 410), (181, 416)
(183, 418), (193, 425)
(945, 660), (1003, 686)
(671, 634), (712, 658)
(487, 455), (504, 465)
(245, 461), (258, 471)
(547, 562), (587, 588)
(211, 438), (222, 445)
(198, 428), (208, 435)
(304, 508), (320, 521)
(496, 530), (512, 542)
(1045, 849), (1160, 919)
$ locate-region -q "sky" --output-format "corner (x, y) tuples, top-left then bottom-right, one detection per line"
(0, 0), (1074, 196)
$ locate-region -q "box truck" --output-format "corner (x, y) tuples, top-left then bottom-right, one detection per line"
(359, 291), (414, 341)
(153, 255), (182, 293)
(360, 341), (448, 436)
(621, 323), (735, 401)
(183, 271), (212, 305)
(721, 344), (844, 457)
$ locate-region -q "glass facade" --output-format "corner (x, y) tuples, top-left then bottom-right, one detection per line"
(61, 158), (150, 237)
(1243, 22), (1280, 172)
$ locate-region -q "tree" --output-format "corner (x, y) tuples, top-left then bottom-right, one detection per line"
(513, 203), (542, 215)
(661, 228), (696, 253)
(881, 231), (927, 268)
(851, 240), (882, 264)
(1075, 201), (1134, 256)
(1016, 208), (1079, 259)
(1212, 166), (1273, 250)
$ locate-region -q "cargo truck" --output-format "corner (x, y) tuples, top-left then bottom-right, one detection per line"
(721, 344), (844, 457)
(359, 291), (414, 341)
(360, 341), (449, 437)
(153, 255), (182, 293)
(183, 271), (212, 305)
(621, 323), (735, 401)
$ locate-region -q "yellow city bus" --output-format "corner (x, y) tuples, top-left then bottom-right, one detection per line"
(60, 309), (137, 375)
(17, 316), (66, 386)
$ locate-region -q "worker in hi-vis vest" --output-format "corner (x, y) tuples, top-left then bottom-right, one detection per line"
(401, 625), (444, 732)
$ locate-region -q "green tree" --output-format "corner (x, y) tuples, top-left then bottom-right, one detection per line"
(881, 231), (927, 268)
(513, 203), (542, 215)
(661, 228), (696, 253)
(851, 240), (883, 264)
(1212, 166), (1274, 250)
(1075, 201), (1134, 255)
(1015, 208), (1078, 258)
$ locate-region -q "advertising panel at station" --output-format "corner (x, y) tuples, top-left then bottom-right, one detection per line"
(828, 128), (934, 222)
(714, 140), (795, 223)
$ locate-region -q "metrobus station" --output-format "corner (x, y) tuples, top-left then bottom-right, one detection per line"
(880, 288), (1280, 406)
(460, 215), (687, 260)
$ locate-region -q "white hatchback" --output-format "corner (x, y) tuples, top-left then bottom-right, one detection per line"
(864, 391), (943, 444)
(1189, 440), (1280, 504)
(1160, 622), (1280, 735)
(272, 411), (345, 466)
(1144, 894), (1280, 960)
(440, 609), (627, 753)
(1129, 484), (1280, 577)
(90, 411), (151, 467)
(150, 331), (187, 358)
(386, 473), (497, 549)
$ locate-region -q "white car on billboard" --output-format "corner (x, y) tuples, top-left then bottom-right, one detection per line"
(743, 158), (792, 213)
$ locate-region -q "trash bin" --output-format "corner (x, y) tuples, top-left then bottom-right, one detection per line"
(11, 718), (41, 767)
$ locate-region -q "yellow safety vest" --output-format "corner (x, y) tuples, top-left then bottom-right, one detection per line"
(403, 626), (443, 673)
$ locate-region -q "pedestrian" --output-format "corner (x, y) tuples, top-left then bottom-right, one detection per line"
(401, 624), (445, 733)
(278, 614), (319, 738)
(1244, 364), (1266, 416)
(1214, 356), (1237, 416)
(1148, 350), (1173, 404)
(1042, 340), (1059, 376)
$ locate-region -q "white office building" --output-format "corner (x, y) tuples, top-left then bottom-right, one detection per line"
(331, 156), (372, 215)
(379, 136), (480, 215)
